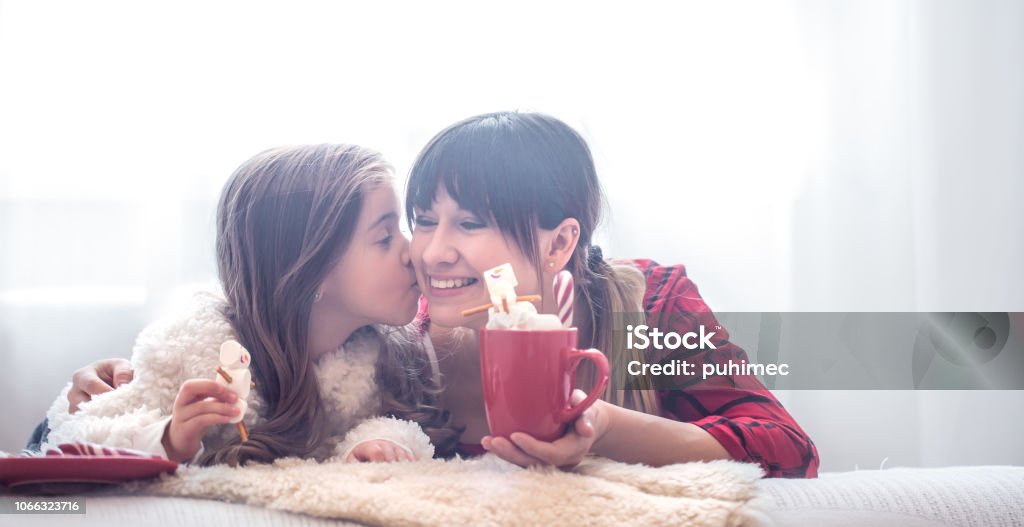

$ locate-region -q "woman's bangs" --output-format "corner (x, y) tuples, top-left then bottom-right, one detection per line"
(405, 114), (544, 261)
(407, 133), (502, 223)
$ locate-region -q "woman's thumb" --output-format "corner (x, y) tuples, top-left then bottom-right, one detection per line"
(113, 364), (135, 387)
(570, 389), (587, 406)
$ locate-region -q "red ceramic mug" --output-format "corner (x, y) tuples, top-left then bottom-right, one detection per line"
(479, 327), (610, 442)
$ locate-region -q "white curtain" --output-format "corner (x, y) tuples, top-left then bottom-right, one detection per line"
(2, 0), (1021, 469)
(785, 0), (1024, 470)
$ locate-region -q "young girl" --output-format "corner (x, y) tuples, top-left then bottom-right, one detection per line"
(43, 144), (457, 465)
(406, 111), (819, 477)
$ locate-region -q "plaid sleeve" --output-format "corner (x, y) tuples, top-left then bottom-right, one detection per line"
(633, 259), (820, 478)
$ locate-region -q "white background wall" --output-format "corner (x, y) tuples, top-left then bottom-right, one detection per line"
(1, 0), (1021, 471)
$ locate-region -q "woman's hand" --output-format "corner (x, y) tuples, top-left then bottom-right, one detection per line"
(162, 379), (239, 463)
(481, 390), (612, 469)
(345, 439), (415, 463)
(68, 358), (135, 413)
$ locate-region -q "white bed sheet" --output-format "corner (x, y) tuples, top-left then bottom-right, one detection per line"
(757, 465), (1024, 527)
(0, 494), (363, 527)
(3, 465), (1021, 527)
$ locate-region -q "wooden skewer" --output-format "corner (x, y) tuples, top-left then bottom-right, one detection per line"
(217, 367), (250, 441)
(461, 295), (542, 317)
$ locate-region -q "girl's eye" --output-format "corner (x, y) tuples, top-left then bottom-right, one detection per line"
(378, 234), (393, 247)
(460, 219), (487, 230)
(414, 217), (438, 228)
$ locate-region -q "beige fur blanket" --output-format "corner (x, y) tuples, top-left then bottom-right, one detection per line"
(134, 455), (767, 527)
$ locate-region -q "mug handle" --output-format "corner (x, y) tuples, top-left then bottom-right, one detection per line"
(557, 348), (610, 424)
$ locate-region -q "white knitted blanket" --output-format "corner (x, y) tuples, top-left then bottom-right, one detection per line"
(134, 455), (767, 527)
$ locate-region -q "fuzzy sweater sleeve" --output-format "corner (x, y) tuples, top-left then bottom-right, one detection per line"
(334, 416), (435, 461)
(315, 332), (436, 462)
(43, 293), (232, 457)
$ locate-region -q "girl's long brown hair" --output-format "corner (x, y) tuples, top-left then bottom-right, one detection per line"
(203, 144), (454, 465)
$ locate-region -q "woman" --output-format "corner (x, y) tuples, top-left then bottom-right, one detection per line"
(405, 112), (818, 477)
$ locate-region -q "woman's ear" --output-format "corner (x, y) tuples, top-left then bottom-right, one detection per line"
(542, 218), (581, 272)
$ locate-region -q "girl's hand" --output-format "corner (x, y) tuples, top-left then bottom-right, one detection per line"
(481, 390), (611, 469)
(345, 439), (415, 463)
(162, 379), (239, 463)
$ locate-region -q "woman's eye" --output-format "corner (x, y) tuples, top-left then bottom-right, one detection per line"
(378, 234), (393, 247)
(460, 220), (486, 230)
(414, 217), (438, 228)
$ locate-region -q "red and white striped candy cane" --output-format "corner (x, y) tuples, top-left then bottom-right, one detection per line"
(552, 270), (574, 328)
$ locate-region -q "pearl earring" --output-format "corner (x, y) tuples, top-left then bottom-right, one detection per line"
(548, 261), (555, 268)
(314, 290), (323, 303)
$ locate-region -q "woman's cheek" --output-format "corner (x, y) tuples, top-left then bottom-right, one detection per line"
(408, 241), (425, 271)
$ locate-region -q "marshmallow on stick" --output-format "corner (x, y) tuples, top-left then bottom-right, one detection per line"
(484, 263), (518, 313)
(480, 263), (562, 330)
(216, 340), (252, 441)
(552, 270), (574, 328)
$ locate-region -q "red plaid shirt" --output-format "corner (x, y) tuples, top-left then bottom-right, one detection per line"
(420, 259), (819, 478)
(631, 259), (819, 478)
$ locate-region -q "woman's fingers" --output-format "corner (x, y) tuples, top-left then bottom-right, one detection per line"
(111, 361), (135, 388)
(68, 367), (114, 413)
(68, 377), (111, 414)
(483, 436), (547, 467)
(570, 389), (587, 406)
(573, 407), (597, 438)
(82, 375), (115, 397)
(67, 392), (86, 414)
(67, 359), (136, 413)
(510, 432), (588, 467)
(67, 389), (91, 415)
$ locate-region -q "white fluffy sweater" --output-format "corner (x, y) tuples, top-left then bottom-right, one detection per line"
(43, 292), (434, 462)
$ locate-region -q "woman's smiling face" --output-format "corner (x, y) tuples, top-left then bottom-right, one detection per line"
(410, 187), (542, 329)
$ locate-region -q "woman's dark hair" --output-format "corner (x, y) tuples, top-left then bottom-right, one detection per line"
(406, 112), (656, 413)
